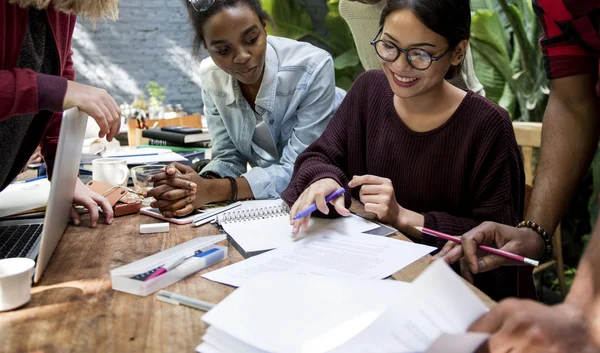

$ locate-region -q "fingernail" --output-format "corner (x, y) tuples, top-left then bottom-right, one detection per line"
(74, 219), (80, 226)
(143, 192), (148, 197)
(189, 196), (194, 202)
(108, 219), (113, 224)
(478, 259), (486, 271)
(150, 203), (156, 207)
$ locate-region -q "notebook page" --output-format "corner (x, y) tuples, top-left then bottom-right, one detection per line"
(219, 200), (380, 253)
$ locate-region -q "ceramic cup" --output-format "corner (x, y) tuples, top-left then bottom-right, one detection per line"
(0, 258), (35, 311)
(92, 158), (129, 186)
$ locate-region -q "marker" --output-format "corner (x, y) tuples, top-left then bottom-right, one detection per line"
(292, 188), (345, 220)
(156, 290), (215, 311)
(145, 255), (187, 281)
(415, 226), (539, 266)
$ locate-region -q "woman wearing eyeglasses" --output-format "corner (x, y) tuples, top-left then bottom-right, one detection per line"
(282, 0), (531, 300)
(146, 0), (345, 216)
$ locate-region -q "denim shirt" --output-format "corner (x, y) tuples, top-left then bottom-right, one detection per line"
(199, 36), (346, 200)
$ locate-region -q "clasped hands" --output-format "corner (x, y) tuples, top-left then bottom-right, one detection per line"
(145, 162), (202, 217)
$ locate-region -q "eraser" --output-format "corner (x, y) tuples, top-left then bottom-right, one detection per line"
(140, 222), (170, 234)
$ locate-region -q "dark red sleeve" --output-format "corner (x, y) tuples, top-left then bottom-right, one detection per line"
(40, 13), (77, 179)
(533, 0), (598, 80)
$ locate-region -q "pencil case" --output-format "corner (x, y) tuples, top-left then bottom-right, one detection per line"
(110, 235), (227, 296)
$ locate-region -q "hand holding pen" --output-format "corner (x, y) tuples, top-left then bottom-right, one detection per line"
(289, 178), (349, 235)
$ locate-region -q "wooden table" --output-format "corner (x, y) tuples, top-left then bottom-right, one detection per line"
(0, 202), (494, 353)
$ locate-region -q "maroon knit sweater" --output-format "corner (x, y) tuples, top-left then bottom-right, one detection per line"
(282, 71), (533, 300)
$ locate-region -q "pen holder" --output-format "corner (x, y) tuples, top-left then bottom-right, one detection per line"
(127, 119), (149, 146)
(110, 235), (227, 296)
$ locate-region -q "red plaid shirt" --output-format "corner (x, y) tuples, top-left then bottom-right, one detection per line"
(533, 0), (599, 94)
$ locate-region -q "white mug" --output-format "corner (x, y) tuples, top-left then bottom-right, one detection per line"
(0, 258), (35, 311)
(92, 158), (129, 186)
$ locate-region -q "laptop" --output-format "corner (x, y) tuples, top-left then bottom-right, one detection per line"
(0, 107), (87, 283)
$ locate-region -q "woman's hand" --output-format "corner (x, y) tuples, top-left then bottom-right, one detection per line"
(71, 178), (114, 227)
(348, 175), (402, 227)
(289, 178), (349, 235)
(63, 81), (121, 141)
(146, 162), (198, 217)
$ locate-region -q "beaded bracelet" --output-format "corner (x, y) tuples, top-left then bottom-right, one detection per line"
(224, 176), (238, 205)
(516, 220), (553, 260)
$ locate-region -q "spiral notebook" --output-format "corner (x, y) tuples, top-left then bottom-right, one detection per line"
(215, 200), (395, 257)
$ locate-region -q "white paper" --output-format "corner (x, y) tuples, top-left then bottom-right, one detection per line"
(103, 147), (186, 165)
(0, 179), (50, 218)
(201, 273), (411, 353)
(424, 333), (489, 353)
(218, 199), (381, 253)
(202, 230), (435, 287)
(326, 261), (489, 353)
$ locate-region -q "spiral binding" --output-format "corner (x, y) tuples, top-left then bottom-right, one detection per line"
(217, 202), (290, 224)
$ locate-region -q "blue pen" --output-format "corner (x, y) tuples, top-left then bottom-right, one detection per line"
(293, 187), (345, 220)
(25, 175), (47, 183)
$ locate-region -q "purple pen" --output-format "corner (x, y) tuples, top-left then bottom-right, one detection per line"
(293, 187), (345, 220)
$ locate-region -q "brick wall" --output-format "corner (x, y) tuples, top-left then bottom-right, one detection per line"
(71, 0), (208, 114)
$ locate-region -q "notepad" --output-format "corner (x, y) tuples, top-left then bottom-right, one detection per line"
(215, 200), (396, 257)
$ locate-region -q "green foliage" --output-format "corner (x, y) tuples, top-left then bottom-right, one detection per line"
(470, 0), (548, 121)
(145, 81), (166, 110)
(260, 0), (364, 91)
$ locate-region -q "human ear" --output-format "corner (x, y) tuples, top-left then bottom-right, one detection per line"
(451, 40), (469, 66)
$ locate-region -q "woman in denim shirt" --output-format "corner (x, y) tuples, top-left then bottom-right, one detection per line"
(146, 0), (345, 217)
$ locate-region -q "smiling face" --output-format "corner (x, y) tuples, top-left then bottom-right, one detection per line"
(202, 5), (267, 86)
(378, 9), (466, 99)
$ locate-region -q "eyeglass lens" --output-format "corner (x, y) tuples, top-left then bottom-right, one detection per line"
(374, 41), (433, 70)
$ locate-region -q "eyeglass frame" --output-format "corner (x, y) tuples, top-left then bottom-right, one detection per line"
(189, 0), (216, 12)
(370, 28), (454, 70)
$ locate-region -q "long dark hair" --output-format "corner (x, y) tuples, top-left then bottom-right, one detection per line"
(183, 0), (273, 58)
(379, 0), (471, 78)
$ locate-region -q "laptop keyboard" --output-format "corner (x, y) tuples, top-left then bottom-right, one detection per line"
(0, 224), (43, 259)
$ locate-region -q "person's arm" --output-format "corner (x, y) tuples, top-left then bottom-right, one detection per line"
(527, 74), (599, 234)
(242, 56), (342, 199)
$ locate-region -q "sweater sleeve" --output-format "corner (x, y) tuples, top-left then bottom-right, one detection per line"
(40, 13), (77, 179)
(422, 113), (524, 247)
(280, 73), (369, 212)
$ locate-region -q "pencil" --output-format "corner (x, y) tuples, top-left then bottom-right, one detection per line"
(415, 226), (539, 266)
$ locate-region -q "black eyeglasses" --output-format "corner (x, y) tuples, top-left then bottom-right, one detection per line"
(189, 0), (216, 12)
(370, 28), (453, 70)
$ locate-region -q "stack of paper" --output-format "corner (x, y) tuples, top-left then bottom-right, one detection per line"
(202, 230), (436, 287)
(103, 147), (187, 165)
(0, 178), (50, 218)
(197, 261), (489, 353)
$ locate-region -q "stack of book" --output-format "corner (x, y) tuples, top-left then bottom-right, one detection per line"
(141, 126), (211, 151)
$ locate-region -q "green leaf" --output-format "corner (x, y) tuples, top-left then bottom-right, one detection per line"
(471, 10), (509, 58)
(261, 0), (313, 40)
(334, 48), (360, 70)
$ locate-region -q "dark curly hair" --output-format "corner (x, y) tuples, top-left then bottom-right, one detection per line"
(183, 0), (274, 58)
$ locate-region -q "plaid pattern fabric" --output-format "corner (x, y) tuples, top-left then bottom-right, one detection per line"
(533, 0), (599, 93)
